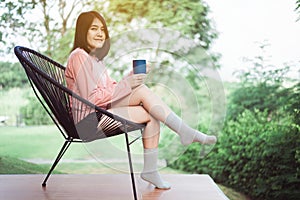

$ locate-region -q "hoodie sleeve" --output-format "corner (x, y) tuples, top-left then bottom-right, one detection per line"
(66, 49), (132, 108)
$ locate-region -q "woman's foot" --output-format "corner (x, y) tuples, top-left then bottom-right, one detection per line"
(180, 131), (217, 146)
(195, 134), (217, 145)
(141, 172), (171, 190)
(141, 148), (171, 190)
(165, 113), (217, 146)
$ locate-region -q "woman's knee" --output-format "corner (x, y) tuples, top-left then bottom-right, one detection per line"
(133, 84), (151, 94)
(147, 114), (160, 130)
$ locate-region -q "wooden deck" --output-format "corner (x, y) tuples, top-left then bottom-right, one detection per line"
(0, 174), (229, 200)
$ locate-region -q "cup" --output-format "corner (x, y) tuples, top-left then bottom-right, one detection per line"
(133, 59), (146, 74)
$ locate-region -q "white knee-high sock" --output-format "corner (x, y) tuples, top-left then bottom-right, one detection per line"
(141, 148), (171, 189)
(165, 112), (217, 146)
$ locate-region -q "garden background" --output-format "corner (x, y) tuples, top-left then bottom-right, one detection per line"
(0, 1), (299, 200)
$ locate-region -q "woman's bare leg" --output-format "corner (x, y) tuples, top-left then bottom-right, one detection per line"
(109, 99), (170, 189)
(111, 84), (217, 145)
(138, 114), (171, 189)
(109, 84), (216, 189)
(111, 85), (172, 122)
(108, 106), (160, 148)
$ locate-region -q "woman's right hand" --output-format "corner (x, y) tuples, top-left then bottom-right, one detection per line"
(126, 74), (147, 89)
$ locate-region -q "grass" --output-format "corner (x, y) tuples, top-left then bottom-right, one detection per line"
(0, 125), (145, 159)
(0, 125), (181, 174)
(0, 156), (60, 174)
(0, 125), (88, 159)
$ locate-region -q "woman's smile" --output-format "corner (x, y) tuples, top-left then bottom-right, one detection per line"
(87, 18), (106, 50)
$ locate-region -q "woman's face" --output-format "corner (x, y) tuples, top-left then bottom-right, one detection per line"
(87, 17), (106, 50)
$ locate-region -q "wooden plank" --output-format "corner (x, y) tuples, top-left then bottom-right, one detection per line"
(0, 174), (229, 200)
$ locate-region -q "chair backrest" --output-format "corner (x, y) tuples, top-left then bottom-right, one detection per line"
(14, 46), (87, 139)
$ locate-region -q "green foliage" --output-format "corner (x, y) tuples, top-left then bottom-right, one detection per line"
(283, 82), (300, 125)
(20, 93), (52, 125)
(296, 0), (300, 21)
(227, 83), (281, 120)
(167, 43), (300, 199)
(0, 0), (35, 47)
(0, 61), (52, 126)
(107, 0), (217, 49)
(105, 0), (220, 85)
(50, 29), (74, 64)
(0, 62), (28, 89)
(227, 110), (299, 199)
(0, 0), (92, 56)
(227, 44), (292, 121)
(170, 109), (300, 199)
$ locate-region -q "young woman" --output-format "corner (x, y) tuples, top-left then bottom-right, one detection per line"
(65, 11), (217, 190)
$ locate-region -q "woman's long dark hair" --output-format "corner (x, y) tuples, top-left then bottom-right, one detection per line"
(71, 11), (110, 60)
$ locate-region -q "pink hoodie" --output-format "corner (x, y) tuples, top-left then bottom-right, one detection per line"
(65, 48), (132, 110)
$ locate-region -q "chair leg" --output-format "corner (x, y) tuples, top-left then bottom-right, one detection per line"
(42, 140), (72, 187)
(125, 132), (138, 200)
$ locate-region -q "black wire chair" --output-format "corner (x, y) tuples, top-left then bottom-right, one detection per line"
(14, 46), (145, 200)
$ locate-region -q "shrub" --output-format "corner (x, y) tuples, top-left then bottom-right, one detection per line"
(20, 94), (52, 125)
(0, 62), (28, 90)
(169, 109), (300, 200)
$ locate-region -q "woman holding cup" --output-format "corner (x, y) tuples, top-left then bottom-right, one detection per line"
(65, 11), (217, 190)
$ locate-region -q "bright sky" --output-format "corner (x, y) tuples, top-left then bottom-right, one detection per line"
(205, 0), (300, 82)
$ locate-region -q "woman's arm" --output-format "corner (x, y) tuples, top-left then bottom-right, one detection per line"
(66, 50), (117, 107)
(66, 49), (147, 107)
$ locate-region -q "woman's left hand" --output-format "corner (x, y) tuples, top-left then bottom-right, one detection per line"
(146, 63), (151, 73)
(125, 74), (147, 89)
